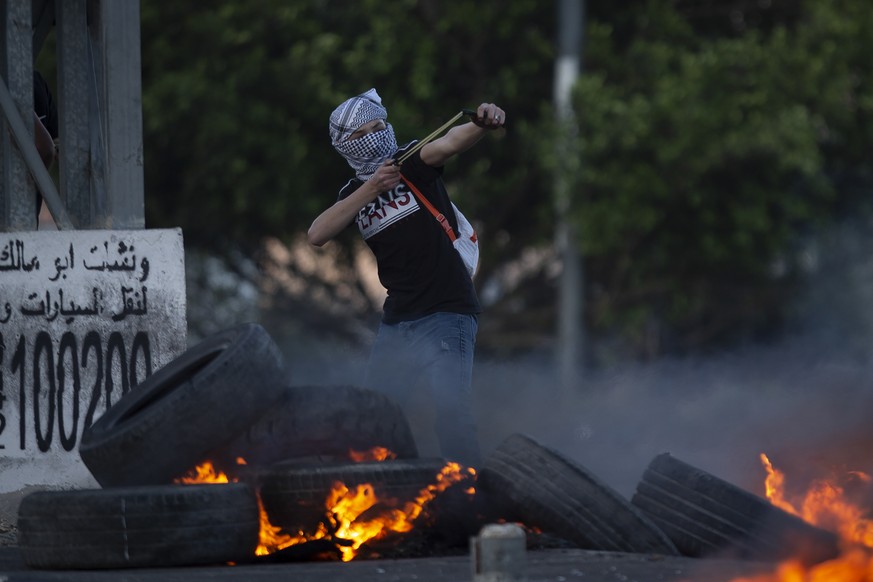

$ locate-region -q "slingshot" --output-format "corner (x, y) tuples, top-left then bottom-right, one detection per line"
(394, 109), (478, 164)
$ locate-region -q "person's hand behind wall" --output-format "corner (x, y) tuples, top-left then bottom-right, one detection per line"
(33, 111), (55, 168)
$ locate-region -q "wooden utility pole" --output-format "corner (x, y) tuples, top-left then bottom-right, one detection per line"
(554, 0), (584, 397)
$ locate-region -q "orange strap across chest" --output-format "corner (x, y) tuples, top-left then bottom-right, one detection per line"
(400, 174), (457, 242)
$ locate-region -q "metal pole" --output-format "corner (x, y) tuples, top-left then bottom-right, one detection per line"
(56, 0), (92, 227)
(98, 0), (144, 229)
(0, 0), (35, 231)
(554, 0), (584, 397)
(0, 74), (74, 229)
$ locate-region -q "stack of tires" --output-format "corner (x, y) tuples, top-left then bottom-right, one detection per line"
(630, 453), (840, 565)
(477, 434), (680, 555)
(20, 323), (835, 569)
(16, 322), (425, 570)
(477, 434), (840, 566)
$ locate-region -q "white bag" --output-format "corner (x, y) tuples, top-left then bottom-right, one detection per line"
(451, 203), (479, 278)
(400, 175), (480, 278)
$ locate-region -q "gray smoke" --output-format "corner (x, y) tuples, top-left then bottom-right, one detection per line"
(472, 340), (873, 500)
(276, 222), (873, 506)
(280, 330), (873, 504)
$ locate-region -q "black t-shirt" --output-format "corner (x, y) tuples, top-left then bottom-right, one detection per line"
(338, 145), (481, 323)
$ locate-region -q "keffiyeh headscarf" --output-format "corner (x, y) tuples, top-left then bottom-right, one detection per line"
(329, 88), (398, 181)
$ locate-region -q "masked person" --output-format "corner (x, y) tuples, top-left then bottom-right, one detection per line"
(308, 89), (505, 467)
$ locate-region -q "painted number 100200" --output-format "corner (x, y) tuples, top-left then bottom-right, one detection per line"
(0, 331), (152, 452)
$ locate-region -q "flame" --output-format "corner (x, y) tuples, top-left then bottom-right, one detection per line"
(761, 454), (796, 515)
(255, 497), (314, 556)
(730, 454), (873, 582)
(176, 456), (476, 562)
(761, 454), (873, 547)
(176, 460), (231, 484)
(256, 461), (477, 561)
(349, 446), (396, 462)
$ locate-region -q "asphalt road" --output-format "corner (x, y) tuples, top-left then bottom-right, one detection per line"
(0, 546), (777, 581)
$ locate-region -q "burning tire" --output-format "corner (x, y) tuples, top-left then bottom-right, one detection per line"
(478, 433), (679, 555)
(17, 483), (260, 569)
(79, 323), (287, 487)
(212, 384), (419, 475)
(631, 453), (840, 565)
(258, 458), (461, 533)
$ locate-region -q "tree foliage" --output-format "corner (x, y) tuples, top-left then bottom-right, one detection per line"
(140, 0), (555, 263)
(139, 0), (873, 359)
(564, 0), (873, 355)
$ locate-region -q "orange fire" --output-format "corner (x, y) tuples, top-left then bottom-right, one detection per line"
(176, 460), (231, 484)
(255, 496), (311, 556)
(731, 454), (873, 582)
(256, 461), (477, 561)
(348, 446), (396, 462)
(176, 455), (476, 562)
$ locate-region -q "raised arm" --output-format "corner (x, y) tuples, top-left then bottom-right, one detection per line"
(307, 159), (401, 247)
(420, 103), (505, 168)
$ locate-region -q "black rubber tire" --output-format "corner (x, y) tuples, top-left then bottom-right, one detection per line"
(478, 433), (679, 555)
(258, 458), (453, 533)
(211, 384), (419, 474)
(79, 323), (287, 487)
(17, 483), (260, 569)
(631, 453), (840, 565)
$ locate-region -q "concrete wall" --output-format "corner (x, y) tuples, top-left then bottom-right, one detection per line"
(0, 228), (186, 492)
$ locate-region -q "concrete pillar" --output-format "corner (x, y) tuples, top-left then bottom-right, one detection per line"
(471, 523), (527, 582)
(0, 0), (35, 231)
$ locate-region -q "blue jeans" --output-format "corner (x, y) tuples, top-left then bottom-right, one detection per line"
(364, 312), (482, 467)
